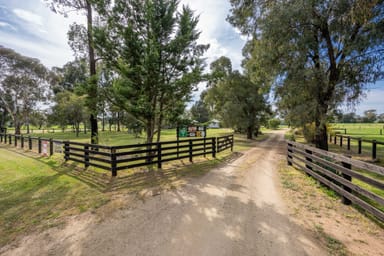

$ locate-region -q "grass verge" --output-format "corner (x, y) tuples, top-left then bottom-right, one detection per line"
(0, 147), (110, 247)
(279, 163), (384, 256)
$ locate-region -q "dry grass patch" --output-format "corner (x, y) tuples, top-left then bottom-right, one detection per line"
(279, 163), (384, 256)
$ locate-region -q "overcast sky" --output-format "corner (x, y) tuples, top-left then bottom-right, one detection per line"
(0, 0), (383, 115)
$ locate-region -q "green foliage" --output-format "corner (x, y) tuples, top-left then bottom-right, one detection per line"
(45, 0), (100, 144)
(50, 59), (88, 94)
(205, 56), (270, 139)
(49, 91), (88, 136)
(228, 0), (384, 150)
(0, 46), (49, 134)
(190, 98), (210, 124)
(94, 0), (208, 143)
(266, 118), (280, 130)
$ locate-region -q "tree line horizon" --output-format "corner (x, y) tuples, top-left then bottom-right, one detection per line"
(1, 0), (383, 151)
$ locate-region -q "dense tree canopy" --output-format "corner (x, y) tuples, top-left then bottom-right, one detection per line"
(229, 0), (384, 149)
(94, 0), (208, 143)
(205, 56), (270, 139)
(0, 46), (49, 134)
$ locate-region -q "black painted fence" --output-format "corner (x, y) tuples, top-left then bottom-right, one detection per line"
(287, 141), (384, 222)
(0, 133), (234, 176)
(0, 133), (62, 156)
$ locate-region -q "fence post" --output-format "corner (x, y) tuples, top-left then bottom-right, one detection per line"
(305, 148), (313, 176)
(157, 143), (162, 169)
(203, 137), (206, 157)
(111, 148), (117, 176)
(347, 136), (350, 151)
(329, 134), (332, 143)
(21, 135), (24, 149)
(49, 138), (53, 156)
(287, 142), (293, 166)
(334, 135), (337, 144)
(230, 135), (234, 152)
(189, 140), (193, 162)
(341, 160), (352, 205)
(28, 136), (32, 150)
(358, 138), (362, 154)
(14, 135), (17, 147)
(64, 141), (69, 162)
(340, 136), (343, 147)
(9, 134), (12, 145)
(372, 140), (377, 160)
(4, 133), (7, 143)
(38, 137), (42, 154)
(84, 144), (90, 168)
(212, 138), (216, 158)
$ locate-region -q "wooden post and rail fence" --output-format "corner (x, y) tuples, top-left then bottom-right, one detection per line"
(0, 133), (234, 177)
(329, 134), (384, 160)
(287, 141), (384, 222)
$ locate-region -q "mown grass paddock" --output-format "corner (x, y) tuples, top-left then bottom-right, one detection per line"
(329, 123), (384, 163)
(0, 129), (234, 176)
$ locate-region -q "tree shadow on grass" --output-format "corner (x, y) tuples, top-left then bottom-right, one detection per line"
(0, 143), (244, 195)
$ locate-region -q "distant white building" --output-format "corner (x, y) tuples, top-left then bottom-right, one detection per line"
(208, 119), (220, 128)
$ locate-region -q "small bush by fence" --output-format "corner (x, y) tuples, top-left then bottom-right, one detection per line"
(0, 133), (234, 176)
(287, 141), (384, 222)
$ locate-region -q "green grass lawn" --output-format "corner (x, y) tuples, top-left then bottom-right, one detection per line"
(0, 147), (109, 247)
(328, 123), (384, 163)
(0, 128), (268, 247)
(330, 123), (384, 141)
(10, 128), (235, 146)
(288, 124), (384, 213)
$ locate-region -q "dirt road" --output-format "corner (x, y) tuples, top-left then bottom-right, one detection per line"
(2, 130), (327, 255)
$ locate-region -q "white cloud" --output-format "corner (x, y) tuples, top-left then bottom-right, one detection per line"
(180, 0), (245, 70)
(0, 21), (16, 30)
(13, 8), (43, 26)
(0, 30), (74, 67)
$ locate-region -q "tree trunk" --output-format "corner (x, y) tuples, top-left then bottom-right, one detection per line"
(156, 100), (164, 143)
(86, 1), (98, 144)
(314, 121), (328, 150)
(102, 111), (105, 131)
(254, 125), (259, 137)
(15, 121), (21, 135)
(76, 123), (80, 137)
(90, 114), (98, 144)
(247, 126), (253, 139)
(117, 112), (121, 132)
(0, 108), (5, 128)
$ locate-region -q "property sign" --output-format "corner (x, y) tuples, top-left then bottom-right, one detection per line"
(42, 140), (48, 156)
(178, 126), (206, 138)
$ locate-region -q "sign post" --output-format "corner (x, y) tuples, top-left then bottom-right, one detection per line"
(177, 125), (207, 157)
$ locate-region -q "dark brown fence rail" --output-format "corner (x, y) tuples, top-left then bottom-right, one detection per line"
(1, 133), (234, 176)
(329, 134), (384, 160)
(217, 135), (234, 153)
(0, 133), (61, 156)
(287, 141), (384, 222)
